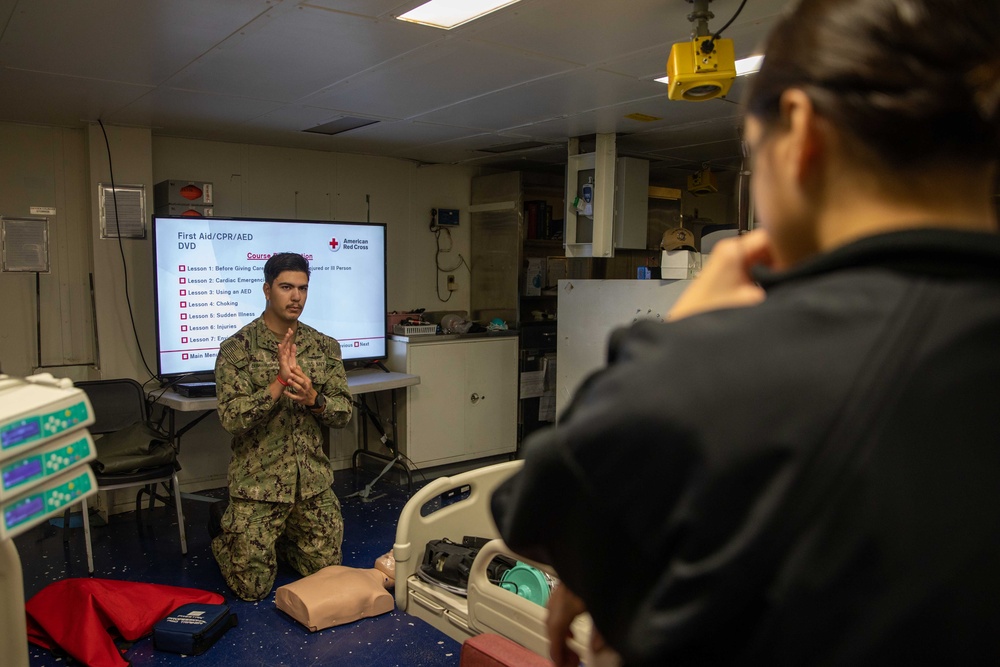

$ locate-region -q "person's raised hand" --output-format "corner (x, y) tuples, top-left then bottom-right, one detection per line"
(283, 365), (317, 407)
(277, 328), (297, 383)
(667, 229), (776, 322)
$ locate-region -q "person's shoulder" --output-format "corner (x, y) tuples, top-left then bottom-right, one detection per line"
(226, 318), (262, 344)
(297, 320), (319, 336)
(299, 322), (341, 349)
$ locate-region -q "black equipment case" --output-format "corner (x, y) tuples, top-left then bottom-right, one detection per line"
(152, 603), (238, 655)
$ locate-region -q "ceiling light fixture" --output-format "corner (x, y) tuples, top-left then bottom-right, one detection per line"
(657, 0), (753, 101)
(735, 54), (764, 77)
(654, 54), (763, 86)
(396, 0), (523, 30)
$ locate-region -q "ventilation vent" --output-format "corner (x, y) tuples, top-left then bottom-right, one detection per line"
(303, 117), (379, 136)
(99, 183), (146, 239)
(478, 141), (549, 154)
(1, 217), (50, 272)
(624, 112), (662, 122)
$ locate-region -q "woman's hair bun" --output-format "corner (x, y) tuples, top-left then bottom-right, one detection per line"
(747, 0), (1000, 165)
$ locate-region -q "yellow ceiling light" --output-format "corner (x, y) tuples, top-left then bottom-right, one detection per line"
(655, 0), (757, 101)
(665, 35), (737, 101)
(688, 167), (719, 195)
(396, 0), (523, 30)
(654, 54), (763, 91)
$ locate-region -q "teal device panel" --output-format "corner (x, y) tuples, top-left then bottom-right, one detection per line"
(1, 469), (95, 538)
(0, 400), (90, 453)
(1, 434), (94, 497)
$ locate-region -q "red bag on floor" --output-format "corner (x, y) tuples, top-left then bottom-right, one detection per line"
(26, 578), (223, 667)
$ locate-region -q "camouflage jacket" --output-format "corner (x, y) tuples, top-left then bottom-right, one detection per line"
(215, 317), (353, 502)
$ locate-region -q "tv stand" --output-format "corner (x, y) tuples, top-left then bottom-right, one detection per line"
(365, 360), (390, 373)
(345, 373), (421, 499)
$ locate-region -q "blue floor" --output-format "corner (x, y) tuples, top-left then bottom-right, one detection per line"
(14, 472), (462, 666)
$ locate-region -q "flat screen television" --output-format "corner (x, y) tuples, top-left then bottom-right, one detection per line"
(151, 215), (387, 379)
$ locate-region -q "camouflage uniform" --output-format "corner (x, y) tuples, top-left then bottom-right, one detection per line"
(211, 317), (353, 601)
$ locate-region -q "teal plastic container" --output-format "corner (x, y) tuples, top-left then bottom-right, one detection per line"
(499, 562), (552, 606)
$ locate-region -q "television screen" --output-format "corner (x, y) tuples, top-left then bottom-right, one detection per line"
(152, 215), (387, 379)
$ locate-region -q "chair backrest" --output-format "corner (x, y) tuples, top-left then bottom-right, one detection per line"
(75, 379), (148, 435)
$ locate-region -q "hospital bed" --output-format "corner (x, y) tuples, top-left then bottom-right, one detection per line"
(393, 460), (612, 664)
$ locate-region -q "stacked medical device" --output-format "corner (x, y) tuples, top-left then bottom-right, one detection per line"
(1, 373), (98, 667)
(1, 373), (97, 538)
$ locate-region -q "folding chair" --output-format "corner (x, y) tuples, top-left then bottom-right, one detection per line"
(69, 379), (187, 573)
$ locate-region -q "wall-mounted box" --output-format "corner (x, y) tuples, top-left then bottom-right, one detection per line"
(154, 180), (213, 206)
(155, 204), (214, 218)
(565, 134), (649, 258)
(436, 208), (459, 226)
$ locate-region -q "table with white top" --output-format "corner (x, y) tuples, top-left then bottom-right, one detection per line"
(150, 368), (420, 493)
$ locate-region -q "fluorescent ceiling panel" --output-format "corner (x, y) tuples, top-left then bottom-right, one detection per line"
(397, 0), (522, 30)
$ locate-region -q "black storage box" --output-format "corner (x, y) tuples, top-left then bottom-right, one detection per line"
(416, 538), (515, 596)
(153, 603), (237, 655)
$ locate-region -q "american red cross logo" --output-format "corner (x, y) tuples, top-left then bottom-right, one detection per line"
(329, 238), (340, 252)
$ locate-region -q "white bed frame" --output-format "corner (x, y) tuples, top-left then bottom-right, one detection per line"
(393, 460), (605, 663)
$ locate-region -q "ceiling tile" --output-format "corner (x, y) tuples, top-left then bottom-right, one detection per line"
(247, 104), (354, 132)
(304, 39), (576, 120)
(301, 0), (412, 19)
(161, 4), (436, 101)
(397, 131), (564, 165)
(417, 68), (665, 131)
(110, 89), (285, 131)
(472, 0), (684, 65)
(0, 0), (273, 85)
(0, 68), (153, 127)
(311, 119), (486, 157)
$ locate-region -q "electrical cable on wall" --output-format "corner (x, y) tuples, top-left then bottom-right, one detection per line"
(430, 214), (471, 302)
(98, 119), (156, 380)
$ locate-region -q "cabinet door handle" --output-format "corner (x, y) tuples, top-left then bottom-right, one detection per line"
(471, 393), (485, 404)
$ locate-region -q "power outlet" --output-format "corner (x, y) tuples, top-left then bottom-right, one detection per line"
(446, 274), (457, 291)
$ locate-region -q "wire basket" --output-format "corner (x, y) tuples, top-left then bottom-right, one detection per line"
(393, 324), (438, 336)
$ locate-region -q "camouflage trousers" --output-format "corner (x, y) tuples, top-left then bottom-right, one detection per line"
(211, 487), (343, 601)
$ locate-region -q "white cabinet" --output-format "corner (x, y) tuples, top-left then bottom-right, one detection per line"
(565, 133), (650, 258)
(387, 336), (518, 467)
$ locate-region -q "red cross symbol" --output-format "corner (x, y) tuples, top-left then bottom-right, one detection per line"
(329, 238), (339, 251)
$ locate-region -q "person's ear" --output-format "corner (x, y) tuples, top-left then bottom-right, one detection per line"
(779, 89), (825, 187)
(263, 282), (271, 301)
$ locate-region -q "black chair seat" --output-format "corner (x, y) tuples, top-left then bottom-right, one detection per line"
(93, 463), (178, 487)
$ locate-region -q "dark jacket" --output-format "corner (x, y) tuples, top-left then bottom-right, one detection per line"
(492, 229), (1000, 666)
